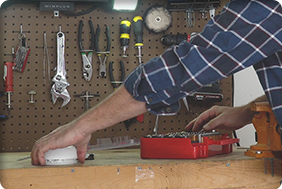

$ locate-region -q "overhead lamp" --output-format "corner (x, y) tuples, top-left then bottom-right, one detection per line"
(113, 0), (138, 11)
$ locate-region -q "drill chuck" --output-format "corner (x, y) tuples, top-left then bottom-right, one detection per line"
(161, 34), (188, 46)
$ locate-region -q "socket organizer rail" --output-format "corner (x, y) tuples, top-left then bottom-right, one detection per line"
(140, 131), (239, 159)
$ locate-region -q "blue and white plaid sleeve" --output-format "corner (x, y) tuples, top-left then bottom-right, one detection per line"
(124, 0), (282, 118)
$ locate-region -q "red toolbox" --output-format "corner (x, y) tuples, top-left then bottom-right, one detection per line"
(140, 132), (239, 159)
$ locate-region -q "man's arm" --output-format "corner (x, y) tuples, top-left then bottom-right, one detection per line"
(31, 85), (147, 165)
(185, 95), (268, 132)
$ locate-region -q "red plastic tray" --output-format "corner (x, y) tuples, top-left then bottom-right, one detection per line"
(140, 134), (239, 159)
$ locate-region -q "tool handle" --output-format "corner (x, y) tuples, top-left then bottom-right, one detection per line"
(119, 60), (125, 81)
(95, 25), (101, 53)
(105, 26), (111, 52)
(136, 114), (144, 123)
(89, 20), (95, 50)
(78, 20), (84, 51)
(3, 62), (14, 93)
(133, 16), (143, 45)
(120, 20), (131, 35)
(109, 61), (117, 89)
(85, 99), (90, 111)
(119, 20), (131, 46)
(0, 115), (8, 121)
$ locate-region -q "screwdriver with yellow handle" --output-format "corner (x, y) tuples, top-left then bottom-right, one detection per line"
(133, 16), (145, 123)
(133, 16), (143, 64)
(119, 20), (131, 57)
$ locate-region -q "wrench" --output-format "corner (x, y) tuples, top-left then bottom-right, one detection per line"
(51, 27), (71, 107)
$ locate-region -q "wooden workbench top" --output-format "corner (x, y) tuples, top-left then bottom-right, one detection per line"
(0, 148), (252, 170)
(0, 148), (281, 189)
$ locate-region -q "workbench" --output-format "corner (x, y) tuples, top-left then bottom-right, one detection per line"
(0, 148), (281, 189)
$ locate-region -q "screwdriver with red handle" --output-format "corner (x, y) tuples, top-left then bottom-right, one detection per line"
(3, 62), (14, 116)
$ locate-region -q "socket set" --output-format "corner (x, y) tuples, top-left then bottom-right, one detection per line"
(140, 131), (239, 159)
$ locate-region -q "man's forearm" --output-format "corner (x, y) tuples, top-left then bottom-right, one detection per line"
(74, 85), (148, 134)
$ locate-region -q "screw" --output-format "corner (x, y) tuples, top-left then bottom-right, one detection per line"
(71, 169), (75, 173)
(226, 163), (230, 167)
(28, 90), (37, 104)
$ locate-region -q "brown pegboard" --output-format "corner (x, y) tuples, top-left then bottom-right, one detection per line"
(0, 0), (232, 152)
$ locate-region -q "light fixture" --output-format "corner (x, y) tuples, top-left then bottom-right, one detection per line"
(113, 0), (138, 11)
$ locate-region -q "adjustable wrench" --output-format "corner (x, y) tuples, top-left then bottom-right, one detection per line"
(51, 27), (71, 107)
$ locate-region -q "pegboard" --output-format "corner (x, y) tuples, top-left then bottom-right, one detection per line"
(0, 0), (232, 152)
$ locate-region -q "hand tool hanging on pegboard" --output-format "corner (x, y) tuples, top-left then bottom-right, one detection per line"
(161, 32), (198, 46)
(51, 26), (71, 107)
(168, 0), (220, 27)
(13, 24), (31, 72)
(109, 60), (125, 90)
(143, 5), (172, 34)
(95, 25), (111, 78)
(74, 91), (100, 111)
(133, 16), (143, 64)
(119, 20), (131, 57)
(78, 20), (94, 81)
(43, 32), (51, 84)
(109, 60), (134, 129)
(132, 15), (145, 123)
(3, 62), (13, 117)
(0, 91), (9, 120)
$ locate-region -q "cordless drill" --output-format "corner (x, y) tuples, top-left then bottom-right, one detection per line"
(3, 62), (14, 116)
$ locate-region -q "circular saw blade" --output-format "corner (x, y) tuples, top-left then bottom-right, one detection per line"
(143, 5), (173, 34)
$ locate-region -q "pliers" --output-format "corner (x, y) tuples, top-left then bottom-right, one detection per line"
(78, 20), (94, 81)
(95, 25), (111, 78)
(109, 60), (125, 90)
(109, 60), (133, 128)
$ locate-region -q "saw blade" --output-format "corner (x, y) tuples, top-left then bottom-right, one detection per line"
(143, 5), (172, 34)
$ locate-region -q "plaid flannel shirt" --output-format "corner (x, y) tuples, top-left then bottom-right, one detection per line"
(124, 0), (282, 128)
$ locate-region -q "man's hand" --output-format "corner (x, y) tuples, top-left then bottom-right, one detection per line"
(31, 85), (147, 166)
(31, 121), (91, 165)
(185, 105), (255, 132)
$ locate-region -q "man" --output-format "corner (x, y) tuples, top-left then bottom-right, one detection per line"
(185, 95), (268, 132)
(31, 0), (282, 165)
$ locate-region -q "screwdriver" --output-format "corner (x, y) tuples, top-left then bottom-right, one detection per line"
(133, 16), (143, 64)
(132, 16), (145, 122)
(119, 20), (131, 57)
(3, 62), (14, 117)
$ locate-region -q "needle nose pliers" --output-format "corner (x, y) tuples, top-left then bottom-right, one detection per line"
(78, 20), (95, 81)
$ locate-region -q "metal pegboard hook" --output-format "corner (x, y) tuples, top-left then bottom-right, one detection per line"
(18, 24), (26, 40)
(186, 8), (195, 28)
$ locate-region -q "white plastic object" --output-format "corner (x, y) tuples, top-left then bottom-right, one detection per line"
(44, 146), (78, 165)
(113, 0), (138, 11)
